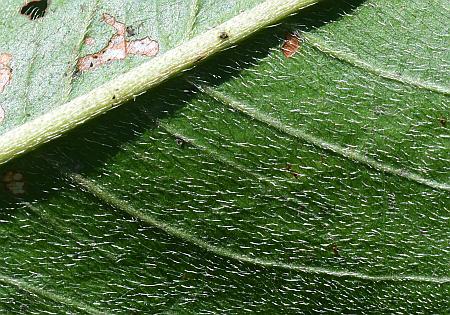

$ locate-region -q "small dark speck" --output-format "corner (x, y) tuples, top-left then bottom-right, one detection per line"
(112, 95), (116, 100)
(285, 163), (300, 178)
(72, 69), (80, 78)
(332, 243), (340, 257)
(439, 117), (447, 127)
(219, 32), (229, 40)
(175, 137), (186, 146)
(126, 26), (136, 37)
(195, 55), (205, 63)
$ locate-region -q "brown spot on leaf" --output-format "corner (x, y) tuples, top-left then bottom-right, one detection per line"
(126, 38), (159, 56)
(0, 53), (12, 94)
(77, 13), (159, 72)
(20, 0), (48, 20)
(2, 171), (25, 195)
(439, 116), (447, 127)
(282, 33), (300, 58)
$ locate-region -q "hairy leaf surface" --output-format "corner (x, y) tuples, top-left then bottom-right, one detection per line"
(0, 0), (449, 313)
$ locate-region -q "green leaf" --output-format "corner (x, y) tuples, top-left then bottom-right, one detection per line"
(1, 0), (449, 314)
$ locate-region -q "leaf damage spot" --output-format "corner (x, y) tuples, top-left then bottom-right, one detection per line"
(76, 13), (159, 72)
(84, 37), (95, 46)
(281, 33), (301, 58)
(439, 116), (447, 127)
(0, 53), (12, 94)
(20, 0), (48, 20)
(2, 171), (26, 195)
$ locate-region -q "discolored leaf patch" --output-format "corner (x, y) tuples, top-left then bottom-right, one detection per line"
(0, 53), (12, 125)
(281, 33), (301, 58)
(0, 53), (12, 94)
(76, 13), (159, 72)
(84, 37), (95, 46)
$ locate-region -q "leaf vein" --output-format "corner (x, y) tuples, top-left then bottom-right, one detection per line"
(186, 0), (201, 40)
(0, 273), (106, 315)
(194, 83), (450, 191)
(303, 33), (450, 96)
(70, 173), (450, 284)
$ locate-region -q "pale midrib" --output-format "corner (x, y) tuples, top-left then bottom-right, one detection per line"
(70, 173), (450, 284)
(194, 83), (450, 192)
(0, 274), (107, 315)
(303, 33), (450, 96)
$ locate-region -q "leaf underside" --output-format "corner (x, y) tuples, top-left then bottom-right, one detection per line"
(0, 0), (449, 314)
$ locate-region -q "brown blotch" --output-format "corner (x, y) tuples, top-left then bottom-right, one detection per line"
(76, 13), (159, 72)
(2, 171), (26, 195)
(0, 53), (13, 94)
(282, 33), (300, 58)
(439, 117), (447, 127)
(20, 0), (48, 20)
